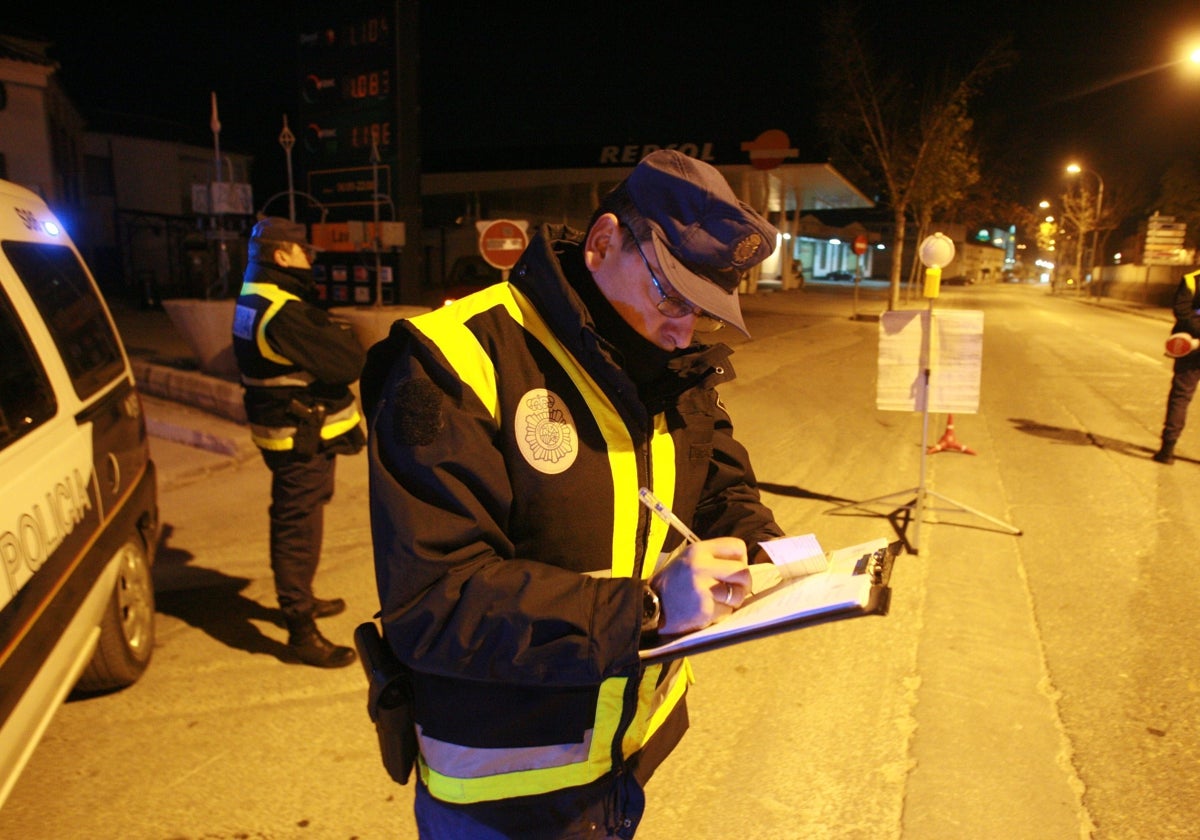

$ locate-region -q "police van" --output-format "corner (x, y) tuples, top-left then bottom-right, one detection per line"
(0, 179), (159, 806)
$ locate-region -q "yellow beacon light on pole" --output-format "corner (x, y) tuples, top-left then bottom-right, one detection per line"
(924, 265), (942, 298)
(918, 233), (956, 299)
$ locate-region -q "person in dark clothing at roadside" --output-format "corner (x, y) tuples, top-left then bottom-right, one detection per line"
(362, 151), (786, 837)
(233, 217), (365, 667)
(1153, 268), (1200, 465)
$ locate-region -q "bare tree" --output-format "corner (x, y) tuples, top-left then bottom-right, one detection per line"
(1060, 184), (1099, 284)
(818, 5), (1013, 309)
(1157, 160), (1200, 251)
(905, 100), (982, 299)
(1061, 173), (1147, 273)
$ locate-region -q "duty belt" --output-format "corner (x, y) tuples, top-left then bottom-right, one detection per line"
(250, 403), (361, 451)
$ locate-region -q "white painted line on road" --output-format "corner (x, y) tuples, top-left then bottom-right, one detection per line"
(1130, 351), (1167, 367)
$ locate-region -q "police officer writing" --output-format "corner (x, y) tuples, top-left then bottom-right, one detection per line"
(233, 217), (365, 668)
(362, 151), (785, 837)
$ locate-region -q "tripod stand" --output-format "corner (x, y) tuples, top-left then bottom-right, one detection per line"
(827, 304), (1021, 553)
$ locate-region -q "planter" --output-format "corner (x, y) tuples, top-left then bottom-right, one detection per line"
(161, 299), (239, 379)
(328, 304), (432, 352)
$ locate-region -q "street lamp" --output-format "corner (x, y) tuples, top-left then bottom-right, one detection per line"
(1066, 163), (1104, 283)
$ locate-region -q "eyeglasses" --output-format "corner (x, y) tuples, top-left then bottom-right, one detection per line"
(628, 233), (724, 333)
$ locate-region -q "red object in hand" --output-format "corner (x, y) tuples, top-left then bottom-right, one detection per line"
(1165, 333), (1199, 358)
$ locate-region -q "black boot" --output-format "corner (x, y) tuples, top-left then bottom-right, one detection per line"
(312, 597), (346, 618)
(286, 616), (357, 668)
(1153, 440), (1176, 465)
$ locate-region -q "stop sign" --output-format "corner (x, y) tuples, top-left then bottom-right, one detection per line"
(478, 219), (529, 270)
(852, 234), (868, 255)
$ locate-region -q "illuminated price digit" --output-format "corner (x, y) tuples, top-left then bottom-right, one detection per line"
(349, 122), (394, 149)
(345, 14), (390, 47)
(343, 69), (391, 100)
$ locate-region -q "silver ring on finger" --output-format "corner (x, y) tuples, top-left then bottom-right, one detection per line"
(722, 581), (734, 606)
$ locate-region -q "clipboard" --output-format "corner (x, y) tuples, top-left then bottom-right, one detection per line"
(639, 538), (901, 663)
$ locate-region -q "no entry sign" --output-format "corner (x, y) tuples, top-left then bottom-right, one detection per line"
(739, 129), (798, 171)
(477, 219), (529, 270)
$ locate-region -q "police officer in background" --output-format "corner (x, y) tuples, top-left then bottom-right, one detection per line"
(1153, 267), (1200, 465)
(233, 217), (365, 667)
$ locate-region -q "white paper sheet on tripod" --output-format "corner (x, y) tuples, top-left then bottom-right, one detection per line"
(876, 309), (983, 413)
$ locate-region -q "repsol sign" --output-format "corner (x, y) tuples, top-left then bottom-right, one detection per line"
(598, 143), (717, 165)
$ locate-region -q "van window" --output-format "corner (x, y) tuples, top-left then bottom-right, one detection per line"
(2, 242), (125, 400)
(0, 285), (56, 448)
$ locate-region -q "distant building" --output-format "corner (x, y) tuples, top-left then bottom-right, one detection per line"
(79, 128), (254, 304)
(0, 32), (254, 304)
(0, 34), (84, 210)
(2, 22), (883, 309)
(402, 142), (877, 305)
(3, 26), (881, 308)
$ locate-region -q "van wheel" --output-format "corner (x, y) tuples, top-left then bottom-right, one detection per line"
(75, 538), (156, 693)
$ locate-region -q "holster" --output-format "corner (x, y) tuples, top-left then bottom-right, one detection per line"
(287, 398), (326, 458)
(354, 621), (418, 784)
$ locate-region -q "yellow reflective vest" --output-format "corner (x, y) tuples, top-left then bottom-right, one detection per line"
(232, 263), (364, 455)
(365, 226), (783, 808)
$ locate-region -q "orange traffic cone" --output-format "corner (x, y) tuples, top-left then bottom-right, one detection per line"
(927, 414), (976, 455)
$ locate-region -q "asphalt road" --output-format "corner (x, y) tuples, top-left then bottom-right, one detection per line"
(1, 282), (1195, 839)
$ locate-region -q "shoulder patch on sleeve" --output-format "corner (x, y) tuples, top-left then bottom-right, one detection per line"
(393, 378), (444, 446)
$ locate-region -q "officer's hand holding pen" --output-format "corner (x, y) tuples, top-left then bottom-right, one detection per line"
(639, 488), (751, 635)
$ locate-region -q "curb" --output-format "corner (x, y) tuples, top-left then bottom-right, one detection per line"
(132, 358), (258, 465)
(144, 415), (247, 458)
(131, 359), (247, 425)
(1067, 295), (1174, 323)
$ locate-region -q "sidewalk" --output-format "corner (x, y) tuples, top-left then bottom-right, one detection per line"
(1065, 289), (1175, 323)
(110, 303), (258, 492)
(137, 392), (258, 492)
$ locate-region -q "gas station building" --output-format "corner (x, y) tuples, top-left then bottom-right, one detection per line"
(308, 131), (877, 306)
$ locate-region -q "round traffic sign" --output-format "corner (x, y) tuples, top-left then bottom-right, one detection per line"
(918, 233), (956, 268)
(478, 219), (529, 270)
(852, 234), (868, 255)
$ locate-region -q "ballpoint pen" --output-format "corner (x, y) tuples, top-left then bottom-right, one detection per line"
(638, 486), (701, 545)
(640, 486), (771, 595)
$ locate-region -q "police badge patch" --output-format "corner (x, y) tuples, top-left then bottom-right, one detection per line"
(515, 388), (577, 474)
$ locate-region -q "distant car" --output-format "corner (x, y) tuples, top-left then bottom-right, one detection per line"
(424, 255), (502, 307)
(423, 282), (494, 309)
(942, 274), (975, 286)
(0, 179), (159, 807)
(825, 271), (855, 282)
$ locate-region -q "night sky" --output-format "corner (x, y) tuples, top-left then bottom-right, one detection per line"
(3, 1), (1199, 209)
